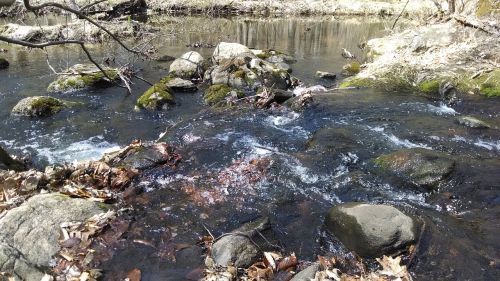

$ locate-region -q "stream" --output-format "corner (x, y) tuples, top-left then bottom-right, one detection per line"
(1, 16), (499, 280)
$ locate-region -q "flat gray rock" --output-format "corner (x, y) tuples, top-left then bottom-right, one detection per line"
(291, 263), (319, 281)
(325, 203), (417, 258)
(0, 193), (107, 280)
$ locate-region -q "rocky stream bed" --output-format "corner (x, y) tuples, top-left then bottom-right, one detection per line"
(0, 7), (499, 281)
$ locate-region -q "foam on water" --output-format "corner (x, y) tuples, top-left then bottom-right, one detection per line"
(474, 139), (500, 151)
(367, 125), (430, 149)
(37, 136), (121, 164)
(402, 102), (458, 115)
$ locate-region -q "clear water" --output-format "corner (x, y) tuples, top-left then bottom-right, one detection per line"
(0, 16), (499, 280)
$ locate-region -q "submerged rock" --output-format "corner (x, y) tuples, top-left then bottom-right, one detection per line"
(374, 148), (455, 189)
(316, 71), (336, 79)
(47, 64), (119, 92)
(104, 142), (180, 171)
(456, 116), (491, 129)
(169, 51), (205, 79)
(0, 57), (8, 69)
(211, 217), (273, 268)
(325, 203), (417, 258)
(0, 193), (107, 280)
(11, 96), (73, 117)
(136, 83), (175, 110)
(306, 127), (358, 153)
(0, 146), (26, 172)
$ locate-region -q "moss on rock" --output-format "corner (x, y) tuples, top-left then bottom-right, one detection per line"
(339, 77), (375, 88)
(136, 83), (175, 110)
(47, 65), (119, 93)
(342, 61), (361, 76)
(11, 96), (72, 117)
(418, 79), (441, 95)
(204, 84), (242, 106)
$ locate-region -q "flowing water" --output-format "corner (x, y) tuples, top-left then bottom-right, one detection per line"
(1, 16), (499, 280)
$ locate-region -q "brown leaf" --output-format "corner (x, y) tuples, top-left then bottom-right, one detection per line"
(126, 268), (141, 281)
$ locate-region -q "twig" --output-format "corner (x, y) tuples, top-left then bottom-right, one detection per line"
(392, 0), (410, 30)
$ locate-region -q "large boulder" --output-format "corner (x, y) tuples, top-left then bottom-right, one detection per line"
(325, 203), (417, 258)
(213, 42), (255, 62)
(374, 148), (455, 189)
(0, 146), (25, 172)
(47, 64), (119, 93)
(211, 217), (273, 268)
(11, 96), (73, 117)
(169, 51), (205, 79)
(0, 193), (107, 280)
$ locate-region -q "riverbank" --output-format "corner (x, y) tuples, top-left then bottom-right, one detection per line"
(339, 3), (500, 99)
(1, 0), (437, 17)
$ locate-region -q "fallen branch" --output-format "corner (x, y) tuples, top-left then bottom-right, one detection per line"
(451, 14), (500, 35)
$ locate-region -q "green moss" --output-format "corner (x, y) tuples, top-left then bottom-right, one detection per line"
(47, 69), (119, 92)
(418, 79), (441, 95)
(342, 61), (361, 76)
(339, 77), (375, 88)
(256, 52), (272, 60)
(456, 69), (500, 97)
(136, 83), (175, 110)
(159, 75), (175, 85)
(204, 84), (243, 106)
(477, 0), (500, 17)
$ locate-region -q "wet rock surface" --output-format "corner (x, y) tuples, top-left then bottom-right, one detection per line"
(0, 193), (107, 280)
(456, 116), (491, 129)
(0, 146), (25, 172)
(374, 148), (455, 189)
(325, 203), (417, 258)
(210, 217), (274, 268)
(163, 77), (197, 92)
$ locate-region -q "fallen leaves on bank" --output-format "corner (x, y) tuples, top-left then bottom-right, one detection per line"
(0, 141), (181, 213)
(202, 252), (413, 281)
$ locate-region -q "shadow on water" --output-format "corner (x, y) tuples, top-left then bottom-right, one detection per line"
(0, 16), (499, 280)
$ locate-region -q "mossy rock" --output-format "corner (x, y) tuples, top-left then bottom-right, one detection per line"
(339, 77), (375, 89)
(47, 64), (119, 93)
(456, 69), (500, 97)
(418, 79), (441, 96)
(374, 148), (455, 190)
(342, 61), (361, 76)
(0, 57), (9, 69)
(11, 96), (76, 117)
(204, 84), (242, 106)
(136, 83), (175, 110)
